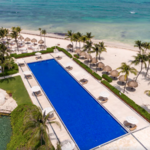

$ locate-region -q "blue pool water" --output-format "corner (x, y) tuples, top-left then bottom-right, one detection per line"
(28, 59), (127, 150)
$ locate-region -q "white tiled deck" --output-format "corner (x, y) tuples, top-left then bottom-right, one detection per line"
(17, 52), (150, 150)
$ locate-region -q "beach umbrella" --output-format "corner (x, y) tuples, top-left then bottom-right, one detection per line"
(31, 38), (37, 45)
(75, 49), (81, 54)
(61, 140), (75, 150)
(23, 71), (32, 76)
(119, 75), (127, 82)
(99, 91), (109, 98)
(126, 116), (138, 125)
(18, 36), (24, 41)
(31, 86), (40, 92)
(38, 39), (44, 45)
(110, 70), (119, 77)
(91, 57), (97, 64)
(86, 54), (92, 61)
(42, 107), (54, 115)
(0, 93), (5, 106)
(103, 65), (112, 73)
(39, 45), (45, 50)
(98, 62), (105, 69)
(127, 80), (138, 88)
(25, 37), (30, 42)
(80, 52), (86, 58)
(67, 44), (73, 49)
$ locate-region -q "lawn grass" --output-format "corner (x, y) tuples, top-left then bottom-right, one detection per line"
(0, 76), (32, 105)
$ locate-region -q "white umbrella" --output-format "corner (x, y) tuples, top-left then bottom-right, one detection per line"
(17, 59), (24, 64)
(65, 63), (73, 67)
(35, 52), (41, 56)
(56, 53), (62, 57)
(31, 86), (40, 92)
(42, 107), (54, 115)
(61, 140), (75, 150)
(0, 93), (5, 106)
(99, 91), (109, 98)
(126, 116), (139, 125)
(24, 71), (32, 75)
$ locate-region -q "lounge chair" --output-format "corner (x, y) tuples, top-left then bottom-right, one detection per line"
(35, 55), (42, 60)
(25, 74), (32, 79)
(34, 91), (42, 97)
(66, 66), (73, 71)
(98, 96), (108, 103)
(80, 78), (88, 85)
(56, 56), (62, 60)
(124, 121), (137, 131)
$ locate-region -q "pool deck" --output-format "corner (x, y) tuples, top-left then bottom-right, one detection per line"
(17, 52), (150, 150)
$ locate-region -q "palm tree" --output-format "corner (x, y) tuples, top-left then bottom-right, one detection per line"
(11, 27), (16, 31)
(16, 26), (22, 36)
(76, 32), (82, 49)
(134, 40), (143, 54)
(4, 28), (9, 41)
(41, 29), (46, 46)
(0, 28), (5, 40)
(80, 36), (87, 47)
(83, 41), (93, 53)
(98, 42), (107, 60)
(0, 43), (10, 64)
(72, 33), (78, 48)
(142, 42), (150, 53)
(86, 32), (94, 41)
(11, 30), (19, 51)
(65, 30), (74, 51)
(23, 107), (61, 149)
(144, 90), (150, 96)
(92, 44), (99, 71)
(131, 53), (148, 81)
(39, 28), (42, 39)
(145, 53), (150, 76)
(117, 63), (137, 93)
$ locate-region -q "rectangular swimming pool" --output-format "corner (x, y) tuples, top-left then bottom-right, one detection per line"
(28, 59), (127, 150)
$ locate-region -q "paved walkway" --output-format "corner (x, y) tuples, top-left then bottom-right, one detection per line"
(16, 52), (150, 150)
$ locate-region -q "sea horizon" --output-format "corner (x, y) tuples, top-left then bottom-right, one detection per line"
(0, 0), (150, 46)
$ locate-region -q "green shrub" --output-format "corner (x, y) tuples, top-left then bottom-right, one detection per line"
(56, 47), (72, 58)
(101, 80), (150, 121)
(102, 74), (112, 82)
(73, 58), (102, 80)
(7, 104), (41, 150)
(74, 54), (79, 59)
(0, 63), (18, 77)
(10, 48), (54, 58)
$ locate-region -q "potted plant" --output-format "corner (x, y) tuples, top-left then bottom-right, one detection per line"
(6, 90), (12, 97)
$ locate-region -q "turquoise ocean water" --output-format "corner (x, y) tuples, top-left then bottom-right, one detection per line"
(0, 0), (150, 44)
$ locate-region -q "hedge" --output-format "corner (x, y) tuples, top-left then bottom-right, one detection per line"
(56, 47), (72, 58)
(10, 48), (54, 58)
(0, 63), (18, 77)
(74, 54), (79, 59)
(101, 80), (150, 122)
(102, 74), (112, 82)
(73, 58), (102, 80)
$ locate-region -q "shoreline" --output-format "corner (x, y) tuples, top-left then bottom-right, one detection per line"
(20, 29), (139, 52)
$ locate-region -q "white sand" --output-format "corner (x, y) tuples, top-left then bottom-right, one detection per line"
(19, 30), (150, 112)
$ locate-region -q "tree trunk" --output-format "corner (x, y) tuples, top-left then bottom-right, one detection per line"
(135, 62), (143, 81)
(15, 38), (18, 51)
(44, 35), (46, 46)
(99, 54), (101, 60)
(79, 42), (81, 49)
(123, 78), (128, 93)
(71, 42), (74, 52)
(146, 61), (150, 76)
